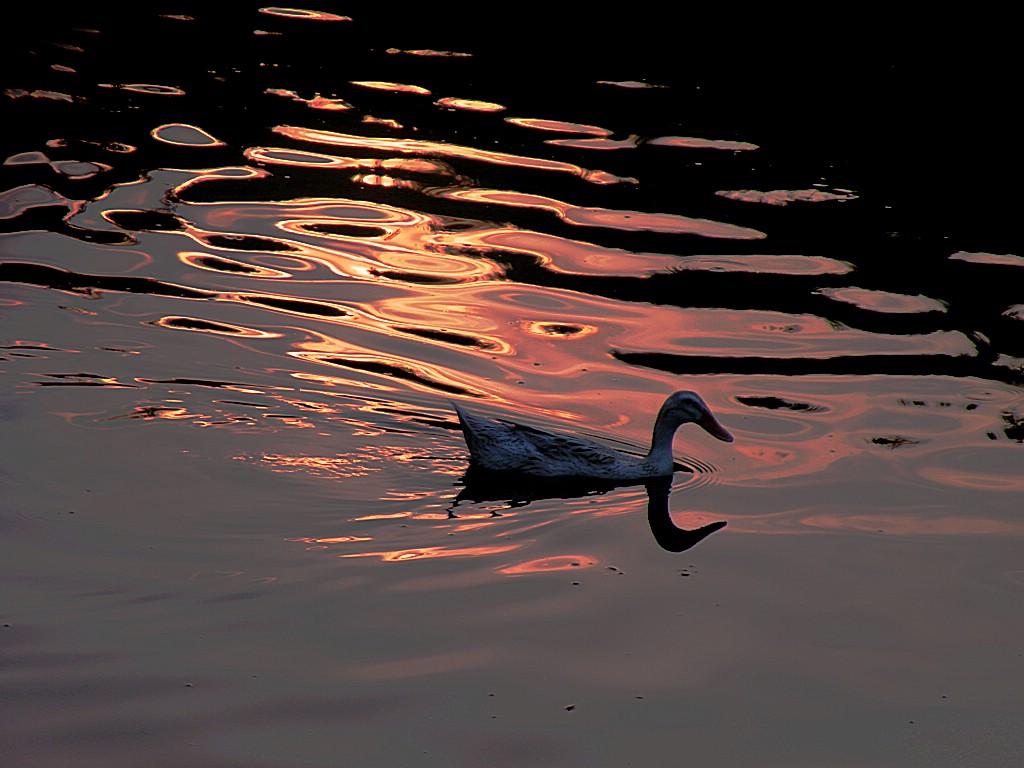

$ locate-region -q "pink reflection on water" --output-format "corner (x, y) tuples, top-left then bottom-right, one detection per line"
(340, 544), (519, 562)
(546, 136), (641, 150)
(505, 118), (612, 136)
(673, 254), (853, 275)
(499, 556), (597, 575)
(274, 125), (636, 184)
(717, 188), (858, 206)
(817, 287), (947, 314)
(389, 49), (473, 58)
(648, 136), (759, 151)
(433, 187), (764, 239)
(949, 251), (1024, 267)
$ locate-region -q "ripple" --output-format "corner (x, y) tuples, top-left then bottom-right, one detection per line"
(390, 49), (473, 58)
(505, 118), (612, 136)
(673, 254), (853, 275)
(915, 446), (1024, 492)
(596, 80), (666, 89)
(546, 136), (640, 150)
(275, 125), (635, 184)
(736, 395), (828, 413)
(349, 81), (432, 96)
(817, 287), (947, 314)
(151, 123), (225, 147)
(264, 88), (353, 111)
(435, 97), (504, 112)
(949, 251), (1024, 267)
(178, 251), (290, 278)
(154, 316), (280, 338)
(717, 188), (858, 206)
(111, 84), (185, 96)
(0, 184), (68, 219)
(291, 351), (483, 397)
(237, 293), (353, 319)
(259, 7), (351, 21)
(524, 321), (597, 339)
(434, 187), (764, 239)
(648, 136), (759, 151)
(499, 555), (597, 575)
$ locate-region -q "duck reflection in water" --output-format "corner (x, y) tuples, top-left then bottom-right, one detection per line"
(451, 391), (733, 553)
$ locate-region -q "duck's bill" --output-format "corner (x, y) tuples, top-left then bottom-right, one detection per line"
(698, 412), (734, 442)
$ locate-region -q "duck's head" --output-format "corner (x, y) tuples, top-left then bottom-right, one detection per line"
(659, 390), (734, 442)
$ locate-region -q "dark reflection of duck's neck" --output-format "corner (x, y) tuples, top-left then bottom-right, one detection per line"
(644, 476), (727, 553)
(453, 469), (726, 553)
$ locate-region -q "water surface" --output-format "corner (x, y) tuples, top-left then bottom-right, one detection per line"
(2, 6), (1022, 767)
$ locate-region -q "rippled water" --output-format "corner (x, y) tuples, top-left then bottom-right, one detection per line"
(2, 7), (1022, 767)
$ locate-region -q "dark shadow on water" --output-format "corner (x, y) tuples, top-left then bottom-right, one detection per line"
(643, 476), (728, 553)
(452, 468), (726, 554)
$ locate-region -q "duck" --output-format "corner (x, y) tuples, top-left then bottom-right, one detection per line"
(453, 390), (733, 481)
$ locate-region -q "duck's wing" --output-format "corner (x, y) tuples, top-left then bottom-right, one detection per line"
(453, 403), (541, 472)
(501, 422), (636, 478)
(453, 402), (641, 477)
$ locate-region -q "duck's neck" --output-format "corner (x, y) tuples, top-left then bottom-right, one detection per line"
(643, 415), (680, 475)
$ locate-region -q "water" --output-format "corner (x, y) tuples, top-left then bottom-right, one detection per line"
(2, 7), (1022, 767)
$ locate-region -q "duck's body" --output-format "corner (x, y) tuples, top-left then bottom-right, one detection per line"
(453, 390), (733, 481)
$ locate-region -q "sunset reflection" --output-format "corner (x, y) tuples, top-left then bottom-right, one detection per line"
(4, 12), (1023, 767)
(499, 556), (596, 575)
(340, 545), (519, 562)
(273, 125), (636, 184)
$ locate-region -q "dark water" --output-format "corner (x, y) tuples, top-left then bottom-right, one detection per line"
(2, 7), (1022, 767)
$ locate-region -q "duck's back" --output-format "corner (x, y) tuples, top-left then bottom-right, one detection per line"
(453, 403), (645, 479)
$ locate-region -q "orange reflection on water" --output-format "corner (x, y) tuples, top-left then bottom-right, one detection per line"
(350, 81), (432, 96)
(291, 348), (485, 398)
(284, 535), (374, 547)
(389, 49), (473, 58)
(362, 116), (403, 129)
(291, 372), (397, 393)
(340, 544), (519, 562)
(499, 555), (596, 575)
(435, 97), (505, 112)
(505, 118), (612, 136)
(258, 453), (373, 479)
(436, 226), (669, 277)
(245, 145), (365, 169)
(433, 187), (764, 239)
(106, 83), (185, 96)
(274, 125), (635, 184)
(178, 250), (291, 278)
(155, 315), (281, 338)
(259, 7), (351, 21)
(182, 200), (504, 285)
(546, 136), (640, 150)
(264, 88), (353, 111)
